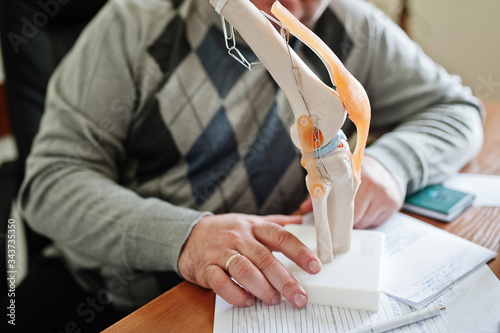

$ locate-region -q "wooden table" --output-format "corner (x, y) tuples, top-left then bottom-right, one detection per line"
(104, 101), (500, 333)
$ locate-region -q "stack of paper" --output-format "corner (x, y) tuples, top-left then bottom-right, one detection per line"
(213, 213), (499, 332)
(214, 265), (500, 332)
(377, 213), (496, 308)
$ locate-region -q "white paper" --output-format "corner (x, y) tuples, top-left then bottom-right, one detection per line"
(306, 212), (495, 308)
(376, 213), (496, 308)
(443, 173), (500, 207)
(213, 265), (500, 333)
(441, 265), (500, 333)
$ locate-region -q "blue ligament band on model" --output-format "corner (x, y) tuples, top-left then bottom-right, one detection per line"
(317, 130), (347, 157)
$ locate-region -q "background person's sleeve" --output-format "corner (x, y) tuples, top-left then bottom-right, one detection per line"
(339, 0), (484, 198)
(18, 1), (209, 274)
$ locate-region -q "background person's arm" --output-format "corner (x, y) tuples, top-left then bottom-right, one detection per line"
(326, 0), (484, 227)
(18, 1), (207, 274)
(342, 0), (484, 196)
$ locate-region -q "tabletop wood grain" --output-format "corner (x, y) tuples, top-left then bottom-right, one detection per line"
(103, 100), (500, 333)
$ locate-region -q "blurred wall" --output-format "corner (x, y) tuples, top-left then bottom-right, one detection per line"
(408, 0), (500, 101)
(367, 0), (500, 101)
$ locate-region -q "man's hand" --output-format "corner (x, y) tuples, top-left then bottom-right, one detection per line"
(178, 214), (322, 309)
(352, 155), (403, 228)
(299, 155), (404, 228)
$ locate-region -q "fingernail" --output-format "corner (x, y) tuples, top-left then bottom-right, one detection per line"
(246, 297), (255, 307)
(271, 294), (281, 306)
(294, 293), (307, 308)
(309, 260), (321, 273)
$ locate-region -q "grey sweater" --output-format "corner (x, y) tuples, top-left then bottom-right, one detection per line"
(19, 0), (484, 307)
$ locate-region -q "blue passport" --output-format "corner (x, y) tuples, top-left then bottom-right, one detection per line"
(403, 184), (475, 222)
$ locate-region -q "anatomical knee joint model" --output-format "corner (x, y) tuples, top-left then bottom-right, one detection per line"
(209, 0), (370, 264)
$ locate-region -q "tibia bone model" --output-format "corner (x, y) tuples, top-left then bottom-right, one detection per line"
(208, 0), (371, 263)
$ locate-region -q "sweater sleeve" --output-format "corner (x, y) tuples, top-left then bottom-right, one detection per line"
(18, 1), (209, 274)
(338, 1), (484, 198)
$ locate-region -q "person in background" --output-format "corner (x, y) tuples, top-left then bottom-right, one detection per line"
(18, 0), (483, 320)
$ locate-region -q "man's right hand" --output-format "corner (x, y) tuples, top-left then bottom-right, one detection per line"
(177, 213), (322, 308)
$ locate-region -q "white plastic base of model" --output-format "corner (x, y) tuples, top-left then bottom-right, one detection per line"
(274, 225), (385, 312)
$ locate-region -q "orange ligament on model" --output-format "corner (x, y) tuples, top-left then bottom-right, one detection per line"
(272, 1), (370, 182)
(297, 115), (326, 199)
